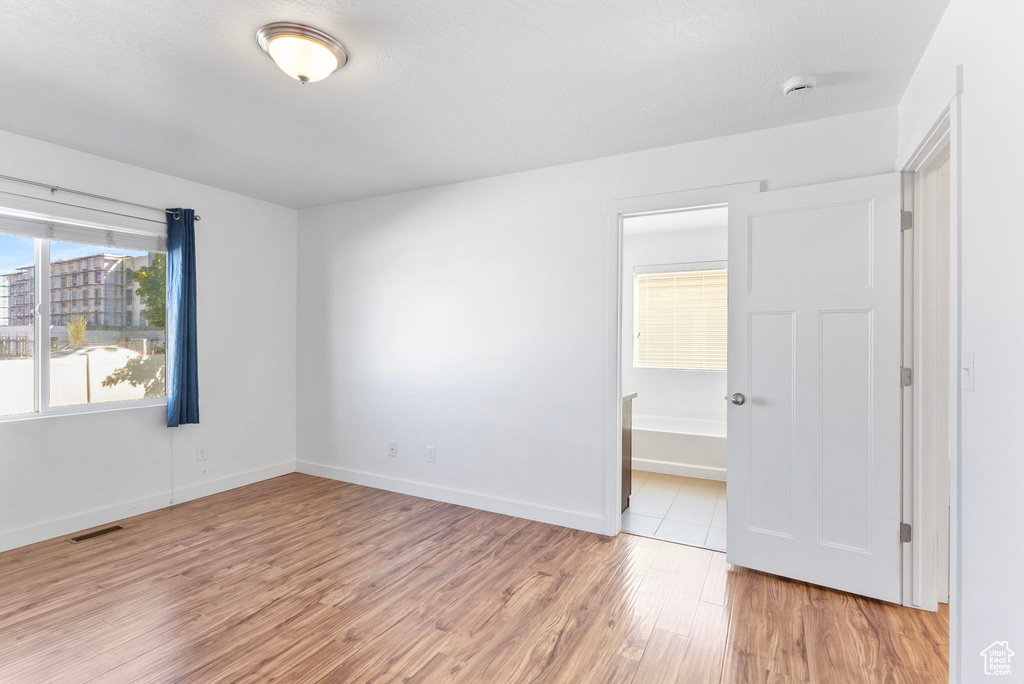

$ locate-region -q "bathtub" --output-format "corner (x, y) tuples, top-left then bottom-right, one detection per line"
(631, 415), (727, 481)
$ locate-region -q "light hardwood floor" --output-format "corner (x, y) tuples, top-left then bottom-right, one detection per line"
(0, 473), (948, 683)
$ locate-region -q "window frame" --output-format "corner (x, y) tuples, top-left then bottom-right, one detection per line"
(0, 236), (167, 423)
(632, 259), (728, 372)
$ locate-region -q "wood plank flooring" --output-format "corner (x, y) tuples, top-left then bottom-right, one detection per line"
(0, 473), (949, 683)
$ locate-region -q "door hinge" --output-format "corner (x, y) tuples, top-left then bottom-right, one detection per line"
(901, 210), (913, 231)
(900, 367), (913, 387)
(900, 522), (913, 543)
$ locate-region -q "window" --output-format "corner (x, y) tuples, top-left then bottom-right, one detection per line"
(0, 219), (167, 418)
(633, 265), (727, 371)
(0, 235), (35, 417)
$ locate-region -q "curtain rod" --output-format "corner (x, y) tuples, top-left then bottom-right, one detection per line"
(0, 172), (201, 221)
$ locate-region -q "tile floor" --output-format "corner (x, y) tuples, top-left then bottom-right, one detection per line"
(621, 470), (726, 551)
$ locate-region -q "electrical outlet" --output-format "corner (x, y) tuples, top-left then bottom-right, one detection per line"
(388, 442), (398, 458)
(197, 445), (209, 462)
(426, 446), (436, 463)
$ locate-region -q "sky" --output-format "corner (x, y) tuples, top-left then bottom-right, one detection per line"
(0, 235), (147, 275)
(0, 234), (32, 274)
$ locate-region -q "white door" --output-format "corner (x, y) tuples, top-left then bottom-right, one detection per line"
(726, 174), (903, 603)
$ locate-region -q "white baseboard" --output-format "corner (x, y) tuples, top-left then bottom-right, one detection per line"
(633, 457), (727, 482)
(0, 492), (172, 554)
(0, 460), (295, 553)
(296, 460), (610, 535)
(172, 460), (296, 505)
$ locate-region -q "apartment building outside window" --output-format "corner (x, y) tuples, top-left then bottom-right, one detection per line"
(0, 232), (168, 417)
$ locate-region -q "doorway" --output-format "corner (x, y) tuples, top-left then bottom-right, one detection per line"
(606, 170), (956, 608)
(902, 135), (953, 612)
(618, 204), (729, 551)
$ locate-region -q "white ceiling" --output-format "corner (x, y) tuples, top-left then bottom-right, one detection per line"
(0, 1), (948, 209)
(624, 206), (727, 236)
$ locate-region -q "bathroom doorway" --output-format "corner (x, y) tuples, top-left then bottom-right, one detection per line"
(620, 204), (728, 551)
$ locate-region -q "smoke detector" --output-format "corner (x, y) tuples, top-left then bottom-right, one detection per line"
(782, 74), (817, 97)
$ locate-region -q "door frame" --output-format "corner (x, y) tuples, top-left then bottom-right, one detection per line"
(602, 181), (762, 536)
(900, 115), (953, 612)
(895, 68), (963, 678)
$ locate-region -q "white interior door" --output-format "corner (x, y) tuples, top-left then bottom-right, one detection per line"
(726, 174), (902, 603)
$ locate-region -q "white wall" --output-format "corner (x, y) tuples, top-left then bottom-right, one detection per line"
(899, 2), (1024, 679)
(621, 224), (728, 425)
(0, 130), (298, 551)
(296, 108), (897, 534)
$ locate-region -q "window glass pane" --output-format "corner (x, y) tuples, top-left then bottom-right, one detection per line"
(0, 234), (36, 416)
(49, 241), (166, 407)
(634, 268), (728, 371)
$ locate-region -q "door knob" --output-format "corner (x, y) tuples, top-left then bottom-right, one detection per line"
(730, 393), (746, 405)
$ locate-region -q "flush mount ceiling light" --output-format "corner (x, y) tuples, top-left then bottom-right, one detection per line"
(256, 22), (347, 84)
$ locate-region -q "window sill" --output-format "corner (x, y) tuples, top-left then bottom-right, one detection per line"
(0, 397), (167, 424)
(633, 367), (728, 373)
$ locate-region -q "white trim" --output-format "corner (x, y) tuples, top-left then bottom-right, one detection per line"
(0, 460), (295, 552)
(895, 67), (964, 173)
(899, 101), (957, 608)
(903, 146), (952, 613)
(604, 181), (762, 538)
(898, 110), (952, 176)
(633, 425), (726, 439)
(36, 238), (50, 413)
(172, 460), (296, 505)
(0, 229), (170, 422)
(0, 397), (167, 424)
(633, 260), (727, 274)
(606, 183), (761, 217)
(896, 68), (962, 684)
(0, 491), (170, 554)
(632, 458), (727, 481)
(900, 168), (915, 607)
(604, 207), (624, 536)
(296, 460), (607, 535)
(947, 89), (962, 684)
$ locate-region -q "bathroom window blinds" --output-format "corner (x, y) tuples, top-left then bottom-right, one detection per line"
(633, 267), (727, 371)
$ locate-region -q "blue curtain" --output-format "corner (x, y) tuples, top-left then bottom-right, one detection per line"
(166, 208), (199, 427)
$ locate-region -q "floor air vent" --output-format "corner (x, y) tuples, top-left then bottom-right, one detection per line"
(68, 525), (124, 543)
